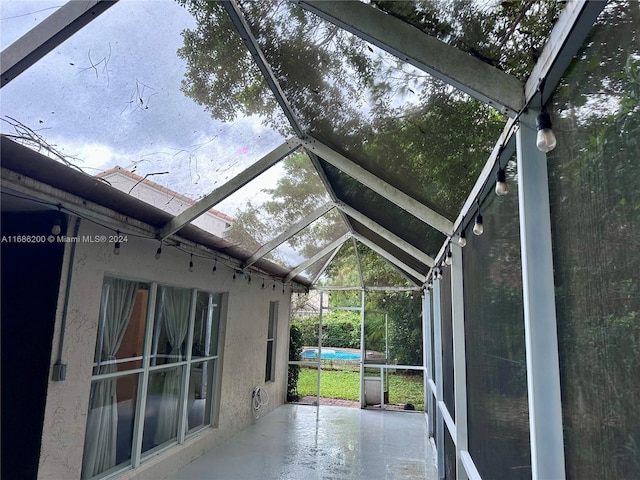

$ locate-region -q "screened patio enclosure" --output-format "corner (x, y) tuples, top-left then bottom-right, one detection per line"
(1, 1), (639, 480)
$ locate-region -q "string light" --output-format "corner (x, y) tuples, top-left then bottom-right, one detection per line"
(536, 80), (557, 153)
(189, 253), (194, 272)
(444, 247), (452, 266)
(272, 282), (276, 291)
(495, 166), (508, 196)
(458, 230), (467, 247)
(51, 216), (62, 235)
(261, 279), (265, 289)
(212, 258), (217, 273)
(435, 267), (443, 280)
(473, 209), (484, 236)
(155, 242), (163, 260)
(113, 230), (121, 255)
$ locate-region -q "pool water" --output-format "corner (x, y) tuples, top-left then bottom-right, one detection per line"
(301, 348), (361, 361)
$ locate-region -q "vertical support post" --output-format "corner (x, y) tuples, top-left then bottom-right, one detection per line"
(423, 290), (434, 437)
(359, 289), (366, 408)
(433, 279), (445, 479)
(317, 291), (323, 419)
(450, 243), (468, 480)
(516, 111), (566, 480)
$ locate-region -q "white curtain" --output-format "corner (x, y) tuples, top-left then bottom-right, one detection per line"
(82, 279), (137, 479)
(154, 287), (191, 444)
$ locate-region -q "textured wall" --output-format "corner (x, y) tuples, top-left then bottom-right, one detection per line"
(37, 219), (291, 480)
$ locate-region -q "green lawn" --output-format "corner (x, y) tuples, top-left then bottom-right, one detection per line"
(296, 366), (424, 411)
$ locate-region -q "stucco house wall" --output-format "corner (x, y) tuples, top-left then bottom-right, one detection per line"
(37, 218), (291, 480)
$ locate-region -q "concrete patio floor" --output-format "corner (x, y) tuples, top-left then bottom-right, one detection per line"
(168, 404), (437, 480)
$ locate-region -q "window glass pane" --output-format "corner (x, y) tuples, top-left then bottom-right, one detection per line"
(93, 279), (149, 375)
(266, 301), (278, 382)
(151, 286), (192, 365)
(548, 3), (640, 478)
(265, 341), (274, 382)
(462, 165), (531, 479)
(192, 292), (221, 359)
(187, 359), (215, 433)
(142, 366), (183, 454)
(81, 373), (139, 479)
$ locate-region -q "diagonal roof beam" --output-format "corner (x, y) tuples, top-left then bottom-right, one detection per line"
(221, 0), (304, 137)
(1, 1), (116, 88)
(284, 232), (351, 283)
(158, 138), (301, 240)
(302, 136), (454, 236)
(294, 0), (524, 117)
(243, 201), (335, 269)
(336, 202), (435, 268)
(352, 233), (426, 285)
(311, 239), (344, 286)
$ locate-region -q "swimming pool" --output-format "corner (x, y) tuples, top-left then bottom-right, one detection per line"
(301, 348), (361, 361)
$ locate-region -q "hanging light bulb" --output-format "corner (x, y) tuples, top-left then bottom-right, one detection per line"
(189, 253), (194, 272)
(495, 167), (508, 196)
(473, 212), (484, 236)
(536, 112), (557, 153)
(458, 230), (467, 247)
(212, 258), (217, 273)
(261, 279), (265, 289)
(444, 248), (452, 266)
(51, 216), (62, 235)
(272, 282), (276, 291)
(247, 274), (252, 284)
(233, 271), (237, 280)
(155, 244), (162, 260)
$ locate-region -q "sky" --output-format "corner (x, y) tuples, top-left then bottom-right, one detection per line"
(0, 0), (289, 216)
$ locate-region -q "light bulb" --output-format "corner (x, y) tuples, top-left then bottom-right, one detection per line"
(473, 213), (484, 236)
(536, 112), (557, 153)
(444, 250), (452, 266)
(495, 167), (508, 196)
(155, 246), (162, 260)
(458, 230), (467, 247)
(113, 241), (121, 255)
(189, 254), (194, 272)
(212, 260), (217, 273)
(51, 218), (62, 235)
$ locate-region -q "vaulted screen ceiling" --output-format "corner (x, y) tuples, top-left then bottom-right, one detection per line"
(0, 0), (603, 289)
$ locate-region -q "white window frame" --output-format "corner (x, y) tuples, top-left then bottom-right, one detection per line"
(84, 277), (225, 480)
(265, 301), (278, 382)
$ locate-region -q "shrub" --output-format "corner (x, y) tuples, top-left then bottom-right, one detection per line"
(287, 324), (303, 402)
